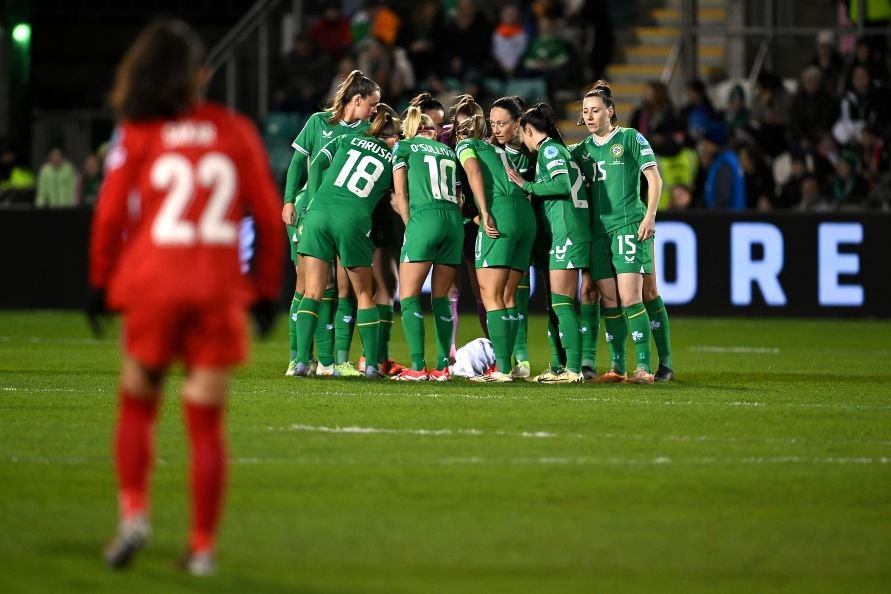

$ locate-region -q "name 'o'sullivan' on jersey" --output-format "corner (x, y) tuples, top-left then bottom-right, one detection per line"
(305, 134), (395, 215)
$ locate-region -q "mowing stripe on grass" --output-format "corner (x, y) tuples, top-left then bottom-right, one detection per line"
(286, 423), (557, 438)
(690, 346), (780, 354)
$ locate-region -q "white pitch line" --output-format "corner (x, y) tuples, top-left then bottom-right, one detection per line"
(690, 346), (780, 354)
(7, 455), (889, 467)
(286, 423), (557, 438)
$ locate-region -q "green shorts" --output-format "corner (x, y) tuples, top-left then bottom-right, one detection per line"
(287, 222), (299, 262)
(548, 238), (590, 270)
(297, 209), (374, 268)
(287, 188), (310, 261)
(475, 196), (536, 270)
(590, 221), (653, 280)
(401, 205), (463, 265)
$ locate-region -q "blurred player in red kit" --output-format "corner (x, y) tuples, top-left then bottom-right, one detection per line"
(87, 17), (283, 575)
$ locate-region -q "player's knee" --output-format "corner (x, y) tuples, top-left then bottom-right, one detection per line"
(642, 281), (659, 303)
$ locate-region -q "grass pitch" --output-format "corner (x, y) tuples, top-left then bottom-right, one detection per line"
(0, 311), (889, 593)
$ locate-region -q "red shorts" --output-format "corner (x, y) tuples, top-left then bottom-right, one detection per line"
(123, 298), (248, 369)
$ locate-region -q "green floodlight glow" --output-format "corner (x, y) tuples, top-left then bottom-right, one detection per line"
(12, 23), (31, 45)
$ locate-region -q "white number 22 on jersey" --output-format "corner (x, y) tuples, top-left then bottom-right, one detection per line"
(151, 152), (238, 246)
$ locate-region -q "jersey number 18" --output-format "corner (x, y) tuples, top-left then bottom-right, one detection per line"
(334, 149), (385, 198)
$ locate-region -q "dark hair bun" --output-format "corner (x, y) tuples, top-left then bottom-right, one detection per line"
(591, 80), (612, 96)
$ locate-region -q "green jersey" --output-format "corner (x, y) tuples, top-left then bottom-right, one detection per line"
(392, 137), (460, 210)
(570, 127), (657, 234)
(307, 133), (394, 216)
(524, 138), (591, 244)
(288, 112), (370, 204)
(503, 143), (535, 182)
(455, 138), (528, 210)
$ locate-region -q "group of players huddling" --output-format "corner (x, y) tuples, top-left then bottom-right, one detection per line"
(282, 69), (675, 385)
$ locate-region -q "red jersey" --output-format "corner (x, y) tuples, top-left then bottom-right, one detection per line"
(90, 102), (283, 310)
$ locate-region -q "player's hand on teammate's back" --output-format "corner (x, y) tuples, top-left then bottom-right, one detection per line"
(250, 299), (279, 338)
(85, 287), (108, 338)
(505, 167), (524, 188)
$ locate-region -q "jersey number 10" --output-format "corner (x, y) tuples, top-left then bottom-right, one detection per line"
(423, 155), (458, 203)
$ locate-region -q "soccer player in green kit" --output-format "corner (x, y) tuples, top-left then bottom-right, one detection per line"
(489, 96), (535, 379)
(391, 106), (463, 381)
(456, 105), (537, 382)
(281, 70), (379, 378)
(572, 81), (664, 384)
(507, 103), (590, 384)
(291, 110), (402, 378)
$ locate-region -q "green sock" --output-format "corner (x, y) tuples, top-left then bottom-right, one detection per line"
(289, 291), (303, 361)
(376, 304), (394, 365)
(431, 296), (453, 371)
(400, 296), (425, 371)
(580, 302), (599, 371)
(335, 296), (357, 364)
(294, 298), (320, 365)
(602, 306), (627, 374)
(552, 293), (582, 373)
(356, 308), (380, 369)
(546, 306), (566, 372)
(645, 296), (672, 369)
(506, 307), (519, 368)
(314, 288), (336, 366)
(486, 309), (511, 373)
(513, 277), (530, 362)
(625, 301), (652, 373)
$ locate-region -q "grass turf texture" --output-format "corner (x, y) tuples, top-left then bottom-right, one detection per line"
(0, 311), (889, 593)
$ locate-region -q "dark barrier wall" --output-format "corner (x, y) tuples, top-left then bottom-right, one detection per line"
(1, 209), (889, 317)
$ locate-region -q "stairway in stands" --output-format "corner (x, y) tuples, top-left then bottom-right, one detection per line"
(561, 0), (730, 143)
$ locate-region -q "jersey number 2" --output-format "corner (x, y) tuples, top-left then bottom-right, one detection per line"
(151, 152), (237, 246)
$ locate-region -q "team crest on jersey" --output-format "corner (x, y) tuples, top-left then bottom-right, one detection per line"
(610, 143), (624, 158)
(544, 145), (559, 159)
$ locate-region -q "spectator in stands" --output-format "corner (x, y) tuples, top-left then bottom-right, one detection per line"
(833, 64), (890, 146)
(724, 84), (751, 140)
(751, 70), (791, 157)
(310, 1), (352, 62)
(78, 153), (103, 207)
(442, 0), (494, 83)
(809, 29), (844, 95)
(859, 125), (890, 191)
(699, 127), (746, 210)
(356, 37), (415, 99)
(650, 129), (697, 210)
(680, 79), (718, 146)
(812, 131), (841, 188)
(491, 4), (528, 79)
(631, 81), (679, 139)
(0, 144), (35, 192)
(36, 147), (77, 208)
(842, 37), (890, 90)
(797, 174), (831, 211)
(273, 33), (332, 113)
(738, 143), (775, 210)
(790, 65), (840, 150)
(522, 16), (573, 99)
(777, 153), (810, 209)
(396, 0), (447, 83)
(350, 0), (401, 46)
(830, 149), (870, 206)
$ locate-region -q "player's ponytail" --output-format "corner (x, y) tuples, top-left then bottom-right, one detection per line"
(326, 69), (380, 124)
(456, 113), (487, 140)
(109, 17), (206, 121)
(409, 92), (445, 115)
(402, 106), (435, 139)
(520, 103), (566, 146)
(580, 80), (618, 126)
(367, 109), (402, 139)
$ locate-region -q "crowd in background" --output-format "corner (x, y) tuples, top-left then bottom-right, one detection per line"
(1, 0), (889, 211)
(641, 31), (891, 212)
